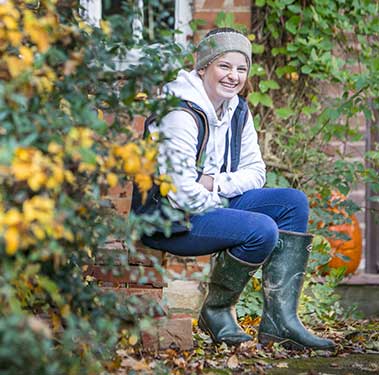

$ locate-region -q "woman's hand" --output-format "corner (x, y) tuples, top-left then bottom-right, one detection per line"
(199, 174), (214, 192)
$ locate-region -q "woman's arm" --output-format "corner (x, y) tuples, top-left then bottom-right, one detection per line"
(155, 110), (222, 212)
(214, 111), (266, 198)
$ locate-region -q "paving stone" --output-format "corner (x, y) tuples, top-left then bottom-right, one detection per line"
(163, 280), (206, 316)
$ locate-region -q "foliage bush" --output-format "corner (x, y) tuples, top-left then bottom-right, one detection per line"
(0, 0), (186, 372)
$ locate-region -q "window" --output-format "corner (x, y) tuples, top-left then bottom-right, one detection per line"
(80, 0), (192, 46)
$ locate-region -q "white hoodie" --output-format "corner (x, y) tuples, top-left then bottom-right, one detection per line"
(151, 69), (266, 213)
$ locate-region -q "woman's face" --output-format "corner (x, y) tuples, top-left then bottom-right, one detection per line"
(198, 52), (248, 109)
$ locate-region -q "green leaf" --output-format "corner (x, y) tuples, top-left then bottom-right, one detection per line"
(248, 92), (261, 106)
(259, 79), (280, 93)
(275, 65), (296, 78)
(249, 63), (266, 77)
(253, 114), (261, 129)
(251, 43), (265, 54)
(275, 107), (295, 119)
(288, 4), (301, 13)
(256, 0), (266, 6)
(260, 94), (273, 107)
(248, 92), (273, 107)
(271, 47), (287, 56)
(266, 171), (291, 188)
(79, 147), (97, 165)
(285, 15), (300, 34)
(301, 65), (313, 74)
(189, 19), (207, 32)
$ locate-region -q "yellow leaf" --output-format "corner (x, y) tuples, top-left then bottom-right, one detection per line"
(64, 170), (75, 184)
(141, 159), (155, 175)
(159, 182), (171, 197)
(51, 312), (61, 333)
(107, 173), (118, 187)
(63, 229), (74, 242)
(27, 24), (50, 52)
(28, 172), (46, 191)
(3, 15), (17, 29)
(12, 161), (32, 180)
(23, 196), (54, 223)
(100, 20), (111, 36)
(77, 20), (93, 34)
(145, 148), (157, 161)
(5, 55), (28, 77)
(35, 76), (54, 93)
(31, 224), (46, 240)
(4, 208), (22, 226)
(134, 92), (147, 101)
(114, 143), (140, 158)
(46, 166), (64, 189)
(48, 142), (62, 154)
(5, 226), (19, 255)
(123, 155), (141, 175)
(135, 173), (152, 192)
(60, 304), (71, 318)
(128, 335), (139, 346)
(0, 2), (19, 18)
(8, 30), (22, 46)
(19, 46), (34, 66)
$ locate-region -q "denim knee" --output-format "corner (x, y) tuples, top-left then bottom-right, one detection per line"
(250, 221), (279, 261)
(285, 188), (309, 232)
(230, 216), (278, 264)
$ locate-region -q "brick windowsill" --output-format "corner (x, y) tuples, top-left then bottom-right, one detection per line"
(339, 272), (379, 285)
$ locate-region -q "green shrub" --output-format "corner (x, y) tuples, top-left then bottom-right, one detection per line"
(0, 0), (187, 371)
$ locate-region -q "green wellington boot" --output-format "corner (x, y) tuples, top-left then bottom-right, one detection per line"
(198, 250), (261, 345)
(258, 230), (336, 351)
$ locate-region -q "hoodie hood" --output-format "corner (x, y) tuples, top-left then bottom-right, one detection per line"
(163, 69), (239, 128)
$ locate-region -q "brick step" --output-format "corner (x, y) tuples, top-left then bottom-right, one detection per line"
(87, 264), (166, 288)
(88, 239), (194, 350)
(97, 240), (165, 267)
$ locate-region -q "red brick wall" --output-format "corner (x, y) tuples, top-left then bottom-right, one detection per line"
(193, 0), (252, 39)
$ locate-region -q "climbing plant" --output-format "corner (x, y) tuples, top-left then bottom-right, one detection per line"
(226, 0), (379, 321)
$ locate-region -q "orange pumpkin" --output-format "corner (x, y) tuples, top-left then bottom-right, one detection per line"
(327, 213), (362, 275)
(311, 191), (363, 275)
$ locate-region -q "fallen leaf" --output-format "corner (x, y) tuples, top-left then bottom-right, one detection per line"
(227, 354), (239, 369)
(276, 362), (288, 368)
(121, 357), (150, 372)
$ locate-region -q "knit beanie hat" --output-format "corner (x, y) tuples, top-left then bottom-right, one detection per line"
(195, 30), (252, 71)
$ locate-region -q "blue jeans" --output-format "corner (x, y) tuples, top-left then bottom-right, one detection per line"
(142, 188), (309, 264)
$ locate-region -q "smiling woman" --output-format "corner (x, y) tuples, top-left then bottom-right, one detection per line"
(131, 27), (336, 351)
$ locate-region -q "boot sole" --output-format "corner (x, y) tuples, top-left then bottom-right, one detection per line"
(259, 333), (336, 351)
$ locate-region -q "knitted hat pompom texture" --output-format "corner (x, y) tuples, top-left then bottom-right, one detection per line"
(195, 31), (252, 71)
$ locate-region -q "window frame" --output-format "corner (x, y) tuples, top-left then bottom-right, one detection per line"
(80, 0), (193, 46)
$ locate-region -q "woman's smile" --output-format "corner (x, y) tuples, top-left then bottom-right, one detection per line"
(220, 80), (240, 89)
